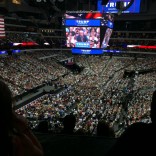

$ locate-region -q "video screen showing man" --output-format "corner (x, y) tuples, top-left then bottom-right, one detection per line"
(76, 30), (88, 42)
(66, 27), (100, 48)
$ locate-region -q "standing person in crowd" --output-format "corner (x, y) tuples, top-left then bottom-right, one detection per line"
(107, 90), (156, 156)
(0, 80), (44, 156)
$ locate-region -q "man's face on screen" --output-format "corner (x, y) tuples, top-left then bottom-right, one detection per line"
(79, 31), (84, 36)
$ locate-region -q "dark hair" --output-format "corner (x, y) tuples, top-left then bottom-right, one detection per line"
(0, 80), (13, 155)
(97, 120), (115, 137)
(37, 120), (49, 133)
(0, 80), (13, 131)
(63, 114), (76, 134)
(150, 90), (156, 123)
(0, 80), (44, 156)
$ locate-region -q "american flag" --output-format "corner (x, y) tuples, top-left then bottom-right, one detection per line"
(0, 16), (5, 38)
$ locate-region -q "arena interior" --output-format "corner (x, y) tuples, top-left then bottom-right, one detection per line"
(0, 0), (156, 155)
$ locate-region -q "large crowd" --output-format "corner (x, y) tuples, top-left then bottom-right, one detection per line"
(0, 51), (68, 96)
(1, 22), (156, 137)
(111, 32), (156, 39)
(13, 54), (156, 137)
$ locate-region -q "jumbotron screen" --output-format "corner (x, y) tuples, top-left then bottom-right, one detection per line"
(97, 0), (141, 13)
(63, 12), (114, 49)
(66, 27), (100, 48)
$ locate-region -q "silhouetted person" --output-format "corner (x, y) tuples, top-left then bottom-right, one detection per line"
(97, 120), (115, 137)
(62, 114), (76, 134)
(75, 128), (86, 135)
(0, 80), (43, 156)
(0, 80), (12, 156)
(107, 90), (156, 156)
(37, 120), (49, 133)
(150, 90), (156, 123)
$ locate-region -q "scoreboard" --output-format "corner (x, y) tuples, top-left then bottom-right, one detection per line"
(63, 12), (114, 54)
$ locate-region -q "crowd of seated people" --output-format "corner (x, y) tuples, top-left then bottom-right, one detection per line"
(0, 51), (68, 96)
(126, 58), (156, 70)
(126, 91), (152, 126)
(112, 32), (156, 39)
(15, 55), (156, 137)
(107, 31), (156, 52)
(1, 68), (154, 155)
(1, 13), (156, 155)
(134, 73), (156, 90)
